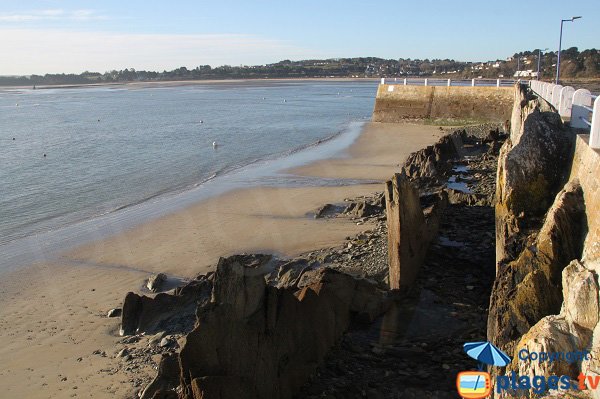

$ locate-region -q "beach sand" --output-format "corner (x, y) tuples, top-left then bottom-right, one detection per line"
(0, 122), (444, 398)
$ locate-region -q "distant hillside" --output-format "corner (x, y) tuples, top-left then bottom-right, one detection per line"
(1, 48), (598, 87)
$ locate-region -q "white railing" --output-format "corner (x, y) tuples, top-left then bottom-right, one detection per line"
(529, 80), (600, 149)
(380, 77), (519, 88)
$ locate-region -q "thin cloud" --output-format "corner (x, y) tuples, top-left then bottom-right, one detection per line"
(0, 9), (106, 22)
(0, 29), (324, 75)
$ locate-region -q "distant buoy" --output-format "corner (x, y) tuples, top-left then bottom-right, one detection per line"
(262, 97), (266, 100)
(15, 103), (19, 106)
(212, 141), (218, 149)
(200, 120), (203, 124)
(283, 99), (287, 103)
(12, 137), (15, 140)
(97, 119), (100, 122)
(43, 153), (47, 157)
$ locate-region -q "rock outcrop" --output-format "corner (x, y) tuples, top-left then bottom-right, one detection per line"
(495, 84), (573, 267)
(343, 193), (385, 219)
(500, 259), (599, 397)
(120, 275), (213, 336)
(133, 255), (388, 399)
(488, 180), (585, 362)
(384, 173), (447, 291)
(401, 133), (462, 183)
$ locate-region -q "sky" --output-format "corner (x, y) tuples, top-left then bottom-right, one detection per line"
(0, 0), (598, 75)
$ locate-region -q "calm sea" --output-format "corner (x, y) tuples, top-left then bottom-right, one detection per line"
(0, 80), (377, 252)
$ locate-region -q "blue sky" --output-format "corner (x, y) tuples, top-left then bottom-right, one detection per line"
(0, 0), (598, 74)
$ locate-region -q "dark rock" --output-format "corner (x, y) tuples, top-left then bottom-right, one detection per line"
(120, 275), (212, 336)
(139, 353), (181, 399)
(488, 180), (585, 364)
(177, 258), (388, 399)
(147, 273), (168, 292)
(496, 84), (573, 266)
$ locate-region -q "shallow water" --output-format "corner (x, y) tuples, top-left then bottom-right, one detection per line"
(0, 81), (377, 247)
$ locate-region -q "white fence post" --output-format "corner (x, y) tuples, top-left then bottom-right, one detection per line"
(447, 79), (451, 87)
(552, 85), (563, 109)
(559, 86), (575, 119)
(471, 79), (476, 87)
(496, 79), (500, 88)
(571, 89), (592, 129)
(381, 78), (385, 85)
(424, 78), (428, 86)
(590, 97), (600, 149)
(403, 78), (407, 86)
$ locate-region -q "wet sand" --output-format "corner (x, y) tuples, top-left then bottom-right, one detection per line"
(0, 122), (445, 398)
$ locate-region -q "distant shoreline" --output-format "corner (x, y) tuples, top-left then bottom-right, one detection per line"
(0, 77), (380, 91)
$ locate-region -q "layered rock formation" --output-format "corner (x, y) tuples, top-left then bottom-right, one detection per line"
(127, 255), (388, 399)
(488, 83), (600, 398)
(495, 84), (573, 267)
(384, 173), (447, 291)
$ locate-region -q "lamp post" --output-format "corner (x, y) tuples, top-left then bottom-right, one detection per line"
(537, 48), (548, 79)
(556, 16), (582, 84)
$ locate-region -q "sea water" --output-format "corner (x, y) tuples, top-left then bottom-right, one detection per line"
(0, 80), (377, 268)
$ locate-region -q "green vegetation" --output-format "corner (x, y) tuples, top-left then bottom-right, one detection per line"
(1, 48), (598, 87)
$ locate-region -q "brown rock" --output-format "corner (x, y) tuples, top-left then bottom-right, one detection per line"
(385, 174), (445, 291)
(488, 180), (585, 367)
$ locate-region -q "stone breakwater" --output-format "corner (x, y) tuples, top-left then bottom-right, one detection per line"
(102, 123), (507, 398)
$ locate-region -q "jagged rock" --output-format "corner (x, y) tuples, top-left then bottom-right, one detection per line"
(139, 353), (180, 399)
(510, 260), (598, 396)
(401, 133), (462, 182)
(495, 84), (573, 266)
(446, 188), (490, 206)
(177, 257), (388, 399)
(562, 260), (599, 330)
(147, 273), (167, 292)
(343, 194), (385, 218)
(265, 259), (317, 289)
(107, 308), (121, 318)
(314, 203), (337, 218)
(385, 174), (446, 291)
(488, 180), (585, 360)
(120, 276), (212, 336)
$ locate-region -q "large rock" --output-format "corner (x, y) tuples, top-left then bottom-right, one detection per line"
(504, 260), (599, 398)
(147, 273), (168, 292)
(488, 180), (585, 362)
(120, 275), (213, 336)
(384, 173), (447, 291)
(138, 255), (389, 399)
(401, 133), (462, 183)
(343, 193), (385, 218)
(495, 84), (573, 267)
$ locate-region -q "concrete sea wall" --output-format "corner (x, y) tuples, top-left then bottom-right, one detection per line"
(372, 84), (513, 122)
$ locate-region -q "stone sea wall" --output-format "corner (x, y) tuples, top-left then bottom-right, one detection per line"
(488, 83), (600, 398)
(372, 84), (513, 122)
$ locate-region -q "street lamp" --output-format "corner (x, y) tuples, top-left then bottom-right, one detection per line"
(556, 16), (582, 84)
(537, 48), (549, 79)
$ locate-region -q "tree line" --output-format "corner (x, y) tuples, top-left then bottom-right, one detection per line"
(0, 48), (597, 86)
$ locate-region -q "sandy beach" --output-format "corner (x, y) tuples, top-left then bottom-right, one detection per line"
(0, 122), (444, 398)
